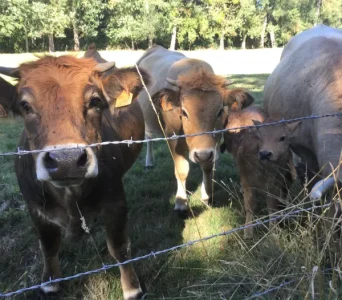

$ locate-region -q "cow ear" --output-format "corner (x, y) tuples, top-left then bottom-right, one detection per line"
(252, 119), (262, 126)
(286, 121), (301, 132)
(152, 88), (179, 111)
(100, 67), (150, 109)
(223, 89), (254, 111)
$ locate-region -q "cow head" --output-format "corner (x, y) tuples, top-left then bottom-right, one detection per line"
(5, 56), (149, 187)
(152, 68), (254, 164)
(252, 118), (301, 163)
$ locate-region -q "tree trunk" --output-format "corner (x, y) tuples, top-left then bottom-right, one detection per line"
(131, 39), (135, 50)
(219, 31), (224, 50)
(148, 36), (153, 48)
(170, 26), (177, 50)
(260, 15), (267, 48)
(269, 29), (276, 48)
(48, 34), (55, 52)
(314, 0), (322, 26)
(25, 35), (29, 53)
(241, 34), (246, 49)
(73, 22), (80, 51)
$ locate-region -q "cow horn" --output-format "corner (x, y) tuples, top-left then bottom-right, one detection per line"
(94, 62), (116, 73)
(223, 79), (233, 86)
(166, 78), (178, 86)
(0, 66), (20, 78)
(309, 177), (336, 201)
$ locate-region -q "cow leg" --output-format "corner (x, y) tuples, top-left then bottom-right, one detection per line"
(266, 183), (281, 229)
(169, 140), (189, 212)
(36, 221), (62, 294)
(103, 200), (142, 300)
(242, 182), (256, 239)
(201, 162), (213, 205)
(145, 135), (153, 168)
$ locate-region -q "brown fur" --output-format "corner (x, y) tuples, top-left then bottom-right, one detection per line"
(176, 68), (227, 92)
(10, 54), (150, 299)
(222, 106), (296, 238)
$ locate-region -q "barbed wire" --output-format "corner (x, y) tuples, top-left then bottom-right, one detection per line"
(0, 203), (330, 298)
(0, 112), (342, 157)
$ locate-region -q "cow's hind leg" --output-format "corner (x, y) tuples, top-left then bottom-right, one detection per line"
(36, 220), (62, 295)
(145, 136), (153, 168)
(104, 200), (143, 300)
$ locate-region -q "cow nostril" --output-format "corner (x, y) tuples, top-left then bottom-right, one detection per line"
(259, 150), (272, 160)
(77, 151), (88, 167)
(44, 152), (58, 170)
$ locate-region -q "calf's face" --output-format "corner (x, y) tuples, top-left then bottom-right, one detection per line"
(15, 56), (148, 187)
(153, 69), (254, 164)
(253, 119), (300, 162)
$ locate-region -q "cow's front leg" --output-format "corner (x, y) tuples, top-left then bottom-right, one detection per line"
(36, 220), (62, 295)
(169, 139), (190, 213)
(200, 161), (214, 206)
(103, 198), (143, 300)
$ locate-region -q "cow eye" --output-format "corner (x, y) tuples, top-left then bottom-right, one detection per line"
(89, 96), (103, 112)
(181, 109), (189, 119)
(217, 108), (224, 118)
(20, 101), (33, 114)
(279, 136), (286, 142)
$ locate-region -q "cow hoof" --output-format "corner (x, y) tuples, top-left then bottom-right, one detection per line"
(123, 288), (144, 300)
(38, 288), (60, 300)
(174, 209), (189, 219)
(144, 165), (154, 170)
(243, 228), (254, 239)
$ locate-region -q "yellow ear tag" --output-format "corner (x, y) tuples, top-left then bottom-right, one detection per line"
(161, 98), (173, 111)
(115, 91), (133, 108)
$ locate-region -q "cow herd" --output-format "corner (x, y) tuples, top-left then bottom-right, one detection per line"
(0, 24), (341, 299)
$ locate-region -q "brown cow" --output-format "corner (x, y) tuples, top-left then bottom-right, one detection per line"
(221, 106), (298, 238)
(0, 56), (149, 299)
(137, 45), (254, 214)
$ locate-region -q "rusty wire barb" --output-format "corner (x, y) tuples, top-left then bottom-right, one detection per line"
(1, 112), (342, 157)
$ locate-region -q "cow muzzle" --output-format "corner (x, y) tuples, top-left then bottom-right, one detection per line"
(36, 144), (98, 187)
(190, 148), (218, 164)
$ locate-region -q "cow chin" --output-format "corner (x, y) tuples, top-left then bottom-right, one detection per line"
(35, 144), (99, 188)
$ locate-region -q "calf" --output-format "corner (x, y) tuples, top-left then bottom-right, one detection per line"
(221, 106), (298, 238)
(137, 45), (254, 214)
(0, 56), (149, 299)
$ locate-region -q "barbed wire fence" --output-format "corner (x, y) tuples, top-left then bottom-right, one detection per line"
(0, 202), (332, 297)
(1, 96), (342, 297)
(0, 112), (342, 157)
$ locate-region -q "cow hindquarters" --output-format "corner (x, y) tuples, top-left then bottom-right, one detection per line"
(103, 198), (143, 300)
(35, 219), (62, 294)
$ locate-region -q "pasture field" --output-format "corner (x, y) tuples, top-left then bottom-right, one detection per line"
(0, 74), (341, 299)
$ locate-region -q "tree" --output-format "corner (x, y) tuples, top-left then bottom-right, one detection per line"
(206, 0), (240, 50)
(237, 0), (263, 49)
(66, 0), (105, 51)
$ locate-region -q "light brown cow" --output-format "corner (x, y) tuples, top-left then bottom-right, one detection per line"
(0, 56), (149, 299)
(221, 106), (297, 238)
(137, 45), (254, 213)
(264, 25), (342, 203)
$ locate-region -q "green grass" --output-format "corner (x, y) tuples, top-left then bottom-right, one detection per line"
(0, 74), (341, 299)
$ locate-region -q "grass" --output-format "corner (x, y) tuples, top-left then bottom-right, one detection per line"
(0, 74), (341, 299)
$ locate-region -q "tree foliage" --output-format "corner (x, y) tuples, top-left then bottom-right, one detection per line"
(0, 0), (341, 52)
